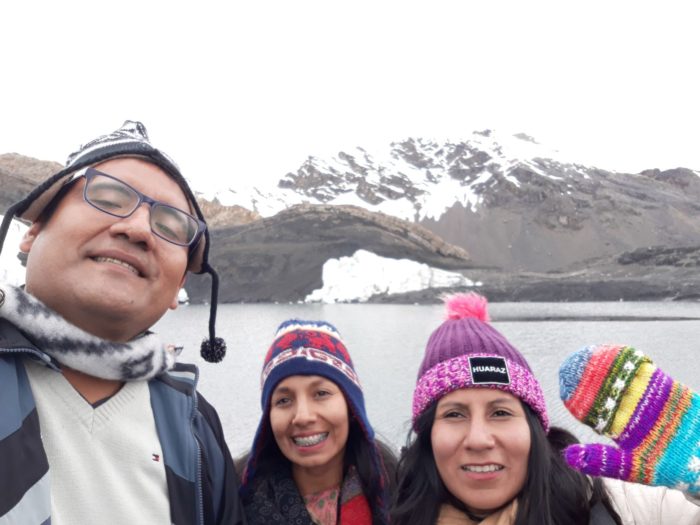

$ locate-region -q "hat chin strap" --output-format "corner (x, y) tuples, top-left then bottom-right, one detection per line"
(199, 263), (226, 363)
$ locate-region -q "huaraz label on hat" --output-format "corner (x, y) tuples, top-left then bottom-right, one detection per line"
(469, 356), (511, 385)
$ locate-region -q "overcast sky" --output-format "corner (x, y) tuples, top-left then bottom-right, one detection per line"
(2, 1), (698, 193)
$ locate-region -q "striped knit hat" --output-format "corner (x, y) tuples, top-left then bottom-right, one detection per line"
(0, 121), (225, 362)
(560, 344), (700, 495)
(412, 293), (549, 431)
(243, 320), (384, 491)
(259, 320), (369, 435)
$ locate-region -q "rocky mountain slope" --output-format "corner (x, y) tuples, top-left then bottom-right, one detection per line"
(213, 131), (700, 271)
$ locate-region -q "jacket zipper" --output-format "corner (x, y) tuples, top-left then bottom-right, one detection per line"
(189, 366), (205, 525)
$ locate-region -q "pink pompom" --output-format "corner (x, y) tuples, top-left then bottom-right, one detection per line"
(444, 293), (490, 322)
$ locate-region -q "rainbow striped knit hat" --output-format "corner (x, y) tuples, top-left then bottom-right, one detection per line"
(560, 344), (700, 495)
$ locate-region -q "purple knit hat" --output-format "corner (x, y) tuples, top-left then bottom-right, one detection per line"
(412, 293), (549, 431)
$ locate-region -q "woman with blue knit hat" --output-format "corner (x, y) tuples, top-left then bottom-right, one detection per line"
(239, 319), (395, 525)
(392, 293), (699, 525)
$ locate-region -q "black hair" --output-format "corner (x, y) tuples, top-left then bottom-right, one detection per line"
(239, 418), (396, 525)
(345, 422), (397, 514)
(391, 402), (622, 525)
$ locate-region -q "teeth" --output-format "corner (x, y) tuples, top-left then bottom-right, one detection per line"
(94, 256), (139, 275)
(293, 433), (328, 447)
(461, 464), (503, 473)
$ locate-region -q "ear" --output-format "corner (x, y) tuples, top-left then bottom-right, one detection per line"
(19, 222), (43, 253)
(170, 274), (188, 310)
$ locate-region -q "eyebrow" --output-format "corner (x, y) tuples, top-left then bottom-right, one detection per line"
(91, 180), (133, 197)
(438, 397), (518, 410)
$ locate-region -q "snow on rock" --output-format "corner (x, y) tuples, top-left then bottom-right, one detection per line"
(214, 130), (584, 223)
(305, 249), (479, 303)
(0, 215), (28, 286)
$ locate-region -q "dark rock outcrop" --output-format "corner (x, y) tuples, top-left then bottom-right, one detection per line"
(185, 204), (471, 303)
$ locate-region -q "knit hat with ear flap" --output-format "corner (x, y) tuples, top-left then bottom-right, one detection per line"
(243, 320), (374, 483)
(242, 319), (390, 520)
(412, 293), (549, 431)
(0, 120), (226, 362)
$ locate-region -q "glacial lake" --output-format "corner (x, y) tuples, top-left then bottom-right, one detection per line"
(153, 301), (700, 458)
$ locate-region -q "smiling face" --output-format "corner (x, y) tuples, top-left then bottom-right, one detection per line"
(20, 157), (190, 342)
(269, 375), (350, 492)
(431, 388), (531, 516)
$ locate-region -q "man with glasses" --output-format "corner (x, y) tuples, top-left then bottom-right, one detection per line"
(0, 121), (244, 524)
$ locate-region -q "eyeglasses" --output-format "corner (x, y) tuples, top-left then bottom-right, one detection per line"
(76, 167), (206, 247)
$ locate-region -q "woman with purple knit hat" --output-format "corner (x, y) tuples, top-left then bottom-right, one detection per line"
(391, 293), (699, 525)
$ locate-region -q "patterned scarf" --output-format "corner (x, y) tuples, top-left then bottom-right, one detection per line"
(244, 465), (373, 525)
(0, 283), (176, 381)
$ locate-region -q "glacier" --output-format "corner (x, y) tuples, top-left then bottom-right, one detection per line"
(305, 249), (479, 303)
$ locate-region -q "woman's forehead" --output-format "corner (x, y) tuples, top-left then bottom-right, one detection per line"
(274, 374), (336, 391)
(438, 387), (520, 406)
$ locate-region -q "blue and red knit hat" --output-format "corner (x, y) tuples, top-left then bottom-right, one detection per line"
(242, 319), (378, 489)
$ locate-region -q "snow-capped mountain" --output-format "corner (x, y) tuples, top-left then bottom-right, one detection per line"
(210, 130), (594, 221)
(207, 130), (700, 271)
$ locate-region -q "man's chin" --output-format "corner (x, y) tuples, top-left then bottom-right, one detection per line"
(67, 298), (163, 341)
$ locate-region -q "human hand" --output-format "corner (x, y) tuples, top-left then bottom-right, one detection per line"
(559, 344), (700, 496)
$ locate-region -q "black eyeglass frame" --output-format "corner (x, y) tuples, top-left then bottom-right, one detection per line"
(74, 167), (207, 248)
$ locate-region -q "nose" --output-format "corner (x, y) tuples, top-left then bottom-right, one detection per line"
(108, 204), (157, 251)
(463, 417), (496, 450)
(292, 398), (317, 426)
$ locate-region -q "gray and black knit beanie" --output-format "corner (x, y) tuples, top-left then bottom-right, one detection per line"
(0, 120), (226, 363)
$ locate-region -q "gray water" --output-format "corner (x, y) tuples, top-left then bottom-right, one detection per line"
(153, 301), (700, 458)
